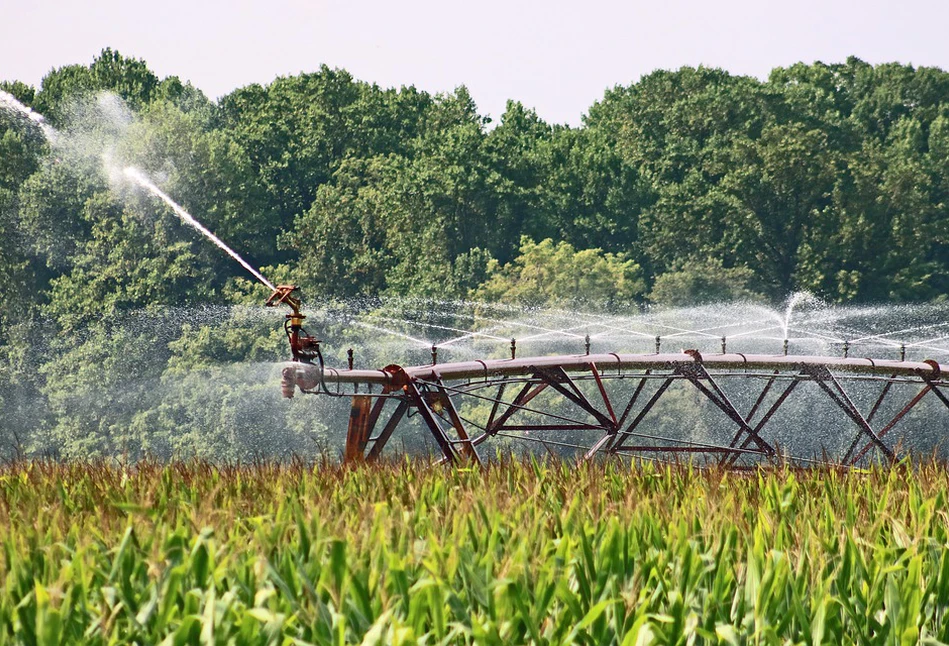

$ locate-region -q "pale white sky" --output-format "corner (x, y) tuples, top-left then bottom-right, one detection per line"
(2, 0), (948, 125)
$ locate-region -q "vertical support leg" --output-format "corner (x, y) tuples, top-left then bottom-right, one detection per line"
(344, 395), (380, 463)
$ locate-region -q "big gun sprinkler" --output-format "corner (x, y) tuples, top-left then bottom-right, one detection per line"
(265, 285), (326, 398)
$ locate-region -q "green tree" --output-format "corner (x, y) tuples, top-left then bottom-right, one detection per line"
(531, 126), (650, 254)
(33, 48), (160, 122)
(217, 67), (432, 237)
(473, 237), (645, 309)
(284, 87), (511, 299)
(649, 258), (765, 306)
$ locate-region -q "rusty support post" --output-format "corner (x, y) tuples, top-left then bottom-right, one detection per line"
(616, 372), (651, 430)
(344, 395), (380, 463)
(744, 373), (778, 425)
(589, 363), (618, 426)
(725, 379), (799, 467)
(583, 432), (615, 461)
(866, 378), (895, 424)
(678, 363), (775, 457)
(486, 383), (506, 431)
(929, 384), (949, 410)
(488, 381), (550, 434)
(534, 366), (616, 430)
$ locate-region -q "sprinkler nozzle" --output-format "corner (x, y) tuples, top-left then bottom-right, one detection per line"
(266, 285), (304, 321)
(266, 285), (321, 364)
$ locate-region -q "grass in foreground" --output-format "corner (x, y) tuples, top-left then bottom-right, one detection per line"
(2, 458), (949, 644)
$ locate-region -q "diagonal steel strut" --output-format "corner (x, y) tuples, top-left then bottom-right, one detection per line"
(676, 362), (775, 457)
(801, 364), (894, 463)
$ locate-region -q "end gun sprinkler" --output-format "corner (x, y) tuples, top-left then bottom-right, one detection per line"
(266, 285), (327, 395)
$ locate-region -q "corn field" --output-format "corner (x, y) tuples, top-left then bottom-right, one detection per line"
(3, 459), (949, 644)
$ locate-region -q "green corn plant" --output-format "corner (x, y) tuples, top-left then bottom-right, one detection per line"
(2, 459), (949, 644)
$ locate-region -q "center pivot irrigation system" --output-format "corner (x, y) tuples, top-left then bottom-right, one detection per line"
(266, 286), (949, 467)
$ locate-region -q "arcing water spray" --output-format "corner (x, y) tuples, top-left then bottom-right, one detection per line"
(123, 167), (275, 291)
(0, 90), (58, 143)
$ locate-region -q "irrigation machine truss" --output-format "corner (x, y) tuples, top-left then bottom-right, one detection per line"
(267, 286), (949, 468)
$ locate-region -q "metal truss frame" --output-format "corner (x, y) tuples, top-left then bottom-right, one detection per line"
(286, 351), (949, 467)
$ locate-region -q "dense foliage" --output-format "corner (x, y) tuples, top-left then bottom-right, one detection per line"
(4, 459), (949, 643)
(1, 49), (948, 459)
